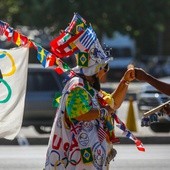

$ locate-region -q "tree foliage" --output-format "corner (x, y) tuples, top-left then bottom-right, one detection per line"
(1, 0), (170, 55)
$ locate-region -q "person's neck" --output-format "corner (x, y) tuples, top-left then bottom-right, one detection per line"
(85, 75), (95, 84)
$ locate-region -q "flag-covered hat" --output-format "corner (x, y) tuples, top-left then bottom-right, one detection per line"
(73, 37), (110, 76)
(50, 13), (111, 76)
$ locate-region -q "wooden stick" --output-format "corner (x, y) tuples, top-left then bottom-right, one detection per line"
(143, 100), (170, 117)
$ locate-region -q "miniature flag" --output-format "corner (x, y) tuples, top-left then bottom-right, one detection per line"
(0, 47), (29, 140)
(65, 13), (87, 35)
(13, 31), (29, 46)
(50, 13), (87, 58)
(77, 52), (89, 67)
(4, 26), (14, 41)
(50, 31), (82, 58)
(36, 44), (55, 68)
(54, 58), (70, 74)
(97, 126), (107, 143)
(74, 26), (97, 52)
(0, 20), (8, 36)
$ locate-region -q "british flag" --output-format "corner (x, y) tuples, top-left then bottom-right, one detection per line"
(70, 123), (82, 135)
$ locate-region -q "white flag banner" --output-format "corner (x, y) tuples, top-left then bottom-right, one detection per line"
(0, 46), (29, 140)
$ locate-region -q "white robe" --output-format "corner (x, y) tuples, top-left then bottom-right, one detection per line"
(45, 77), (111, 170)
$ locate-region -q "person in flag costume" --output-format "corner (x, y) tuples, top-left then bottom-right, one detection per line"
(44, 13), (136, 170)
(1, 13), (144, 170)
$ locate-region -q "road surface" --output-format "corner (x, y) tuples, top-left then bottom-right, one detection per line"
(0, 145), (169, 170)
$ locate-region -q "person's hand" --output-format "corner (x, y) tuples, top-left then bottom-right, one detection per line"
(123, 68), (135, 82)
(162, 104), (170, 115)
(135, 68), (149, 82)
(104, 105), (115, 114)
(141, 113), (159, 127)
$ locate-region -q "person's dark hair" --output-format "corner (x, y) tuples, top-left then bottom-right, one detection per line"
(91, 74), (101, 91)
(104, 63), (109, 72)
(77, 73), (101, 91)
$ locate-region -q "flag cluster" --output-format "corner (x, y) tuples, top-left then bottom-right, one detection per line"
(50, 13), (87, 58)
(1, 13), (109, 75)
(50, 13), (103, 61)
(0, 20), (70, 74)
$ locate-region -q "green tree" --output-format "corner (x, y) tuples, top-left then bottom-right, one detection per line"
(1, 0), (170, 55)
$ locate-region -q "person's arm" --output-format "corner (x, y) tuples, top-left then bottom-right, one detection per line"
(75, 106), (114, 121)
(111, 68), (135, 109)
(135, 68), (170, 96)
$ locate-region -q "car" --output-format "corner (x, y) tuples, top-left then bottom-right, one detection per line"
(102, 32), (136, 81)
(22, 64), (66, 134)
(137, 79), (170, 132)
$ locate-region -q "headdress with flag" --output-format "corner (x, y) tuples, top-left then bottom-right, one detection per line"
(50, 13), (87, 58)
(50, 13), (111, 76)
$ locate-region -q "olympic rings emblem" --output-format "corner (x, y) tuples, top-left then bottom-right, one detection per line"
(0, 50), (16, 103)
(0, 78), (12, 103)
(0, 51), (16, 77)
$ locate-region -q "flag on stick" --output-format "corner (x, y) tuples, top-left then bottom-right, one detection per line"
(50, 13), (87, 58)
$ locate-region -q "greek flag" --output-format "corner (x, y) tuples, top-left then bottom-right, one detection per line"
(74, 26), (97, 52)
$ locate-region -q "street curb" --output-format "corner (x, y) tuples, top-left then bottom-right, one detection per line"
(0, 136), (170, 145)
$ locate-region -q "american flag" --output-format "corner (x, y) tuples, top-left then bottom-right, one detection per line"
(97, 125), (107, 143)
(0, 20), (8, 36)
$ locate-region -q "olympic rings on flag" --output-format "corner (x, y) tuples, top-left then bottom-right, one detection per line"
(0, 51), (16, 77)
(0, 78), (12, 103)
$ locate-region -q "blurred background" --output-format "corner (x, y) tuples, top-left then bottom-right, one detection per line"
(1, 0), (170, 80)
(0, 2), (170, 169)
(0, 0), (170, 135)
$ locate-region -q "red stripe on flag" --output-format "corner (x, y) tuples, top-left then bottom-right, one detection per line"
(135, 139), (145, 152)
(54, 67), (64, 74)
(98, 126), (107, 143)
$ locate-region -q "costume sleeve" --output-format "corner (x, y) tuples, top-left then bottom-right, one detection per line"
(66, 87), (92, 120)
